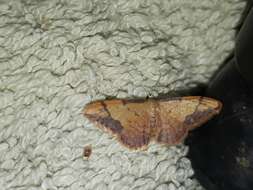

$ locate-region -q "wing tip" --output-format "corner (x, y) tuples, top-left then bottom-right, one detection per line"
(201, 96), (223, 114)
(181, 96), (222, 113)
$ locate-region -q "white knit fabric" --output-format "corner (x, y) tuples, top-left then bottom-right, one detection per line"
(0, 0), (246, 189)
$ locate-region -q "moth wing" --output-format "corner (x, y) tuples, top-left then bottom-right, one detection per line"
(155, 111), (188, 145)
(156, 96), (222, 144)
(84, 100), (152, 149)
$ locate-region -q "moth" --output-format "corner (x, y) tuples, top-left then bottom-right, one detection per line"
(83, 96), (222, 150)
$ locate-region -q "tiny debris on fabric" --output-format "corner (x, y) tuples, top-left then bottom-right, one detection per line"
(83, 96), (222, 150)
(83, 145), (92, 158)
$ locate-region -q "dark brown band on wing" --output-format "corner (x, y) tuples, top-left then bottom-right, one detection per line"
(85, 114), (123, 134)
(100, 101), (111, 117)
(183, 108), (215, 126)
(119, 130), (150, 149)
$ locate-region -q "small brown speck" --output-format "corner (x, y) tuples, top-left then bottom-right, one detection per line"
(83, 145), (92, 158)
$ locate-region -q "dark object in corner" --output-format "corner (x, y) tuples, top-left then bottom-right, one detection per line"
(186, 6), (253, 190)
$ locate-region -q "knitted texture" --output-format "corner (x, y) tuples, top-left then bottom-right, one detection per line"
(0, 0), (246, 189)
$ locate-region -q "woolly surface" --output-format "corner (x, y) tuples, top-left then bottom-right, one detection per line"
(0, 0), (246, 190)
